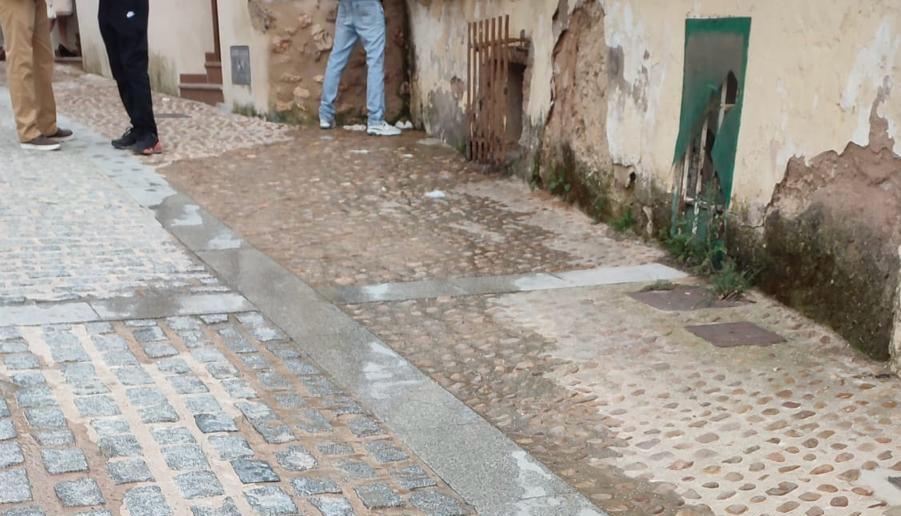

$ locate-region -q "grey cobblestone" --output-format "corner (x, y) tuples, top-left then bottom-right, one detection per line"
(0, 338), (28, 353)
(365, 441), (409, 463)
(209, 435), (254, 460)
(157, 357), (191, 375)
(54, 478), (105, 506)
(34, 429), (74, 446)
(175, 471), (225, 499)
(115, 366), (154, 385)
(102, 349), (139, 367)
(392, 465), (437, 490)
(273, 393), (305, 410)
(191, 498), (241, 516)
(231, 458), (279, 484)
(142, 342), (179, 359)
(91, 418), (130, 437)
(169, 375), (208, 394)
(0, 469), (31, 503)
(221, 378), (255, 398)
(310, 496), (355, 516)
(0, 442), (24, 468)
(275, 445), (316, 471)
(10, 371), (45, 387)
(107, 458), (154, 484)
(354, 483), (402, 509)
(133, 326), (166, 343)
(74, 395), (121, 417)
(338, 459), (376, 479)
(2, 507), (45, 516)
(163, 444), (209, 471)
(195, 413), (238, 433)
(41, 447), (89, 474)
(4, 353), (39, 370)
(292, 476), (341, 496)
(218, 326), (255, 354)
(184, 394), (222, 415)
(0, 400), (8, 419)
(410, 490), (467, 516)
(25, 407), (66, 428)
(0, 419), (16, 440)
(317, 442), (354, 456)
(140, 403), (180, 423)
(17, 386), (57, 408)
(124, 486), (172, 516)
(152, 426), (196, 445)
(99, 434), (142, 457)
(244, 486), (297, 515)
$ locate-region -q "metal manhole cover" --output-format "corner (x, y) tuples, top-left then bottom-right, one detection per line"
(686, 322), (785, 348)
(156, 113), (190, 119)
(629, 285), (746, 311)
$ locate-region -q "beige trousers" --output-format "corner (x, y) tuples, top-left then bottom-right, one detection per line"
(0, 0), (58, 141)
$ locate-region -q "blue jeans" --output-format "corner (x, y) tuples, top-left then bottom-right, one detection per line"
(319, 0), (386, 125)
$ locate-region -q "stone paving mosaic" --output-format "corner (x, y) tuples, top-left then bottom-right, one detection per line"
(0, 314), (468, 515)
(349, 283), (901, 515)
(160, 128), (662, 290)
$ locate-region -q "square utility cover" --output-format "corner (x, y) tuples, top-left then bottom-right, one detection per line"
(629, 285), (746, 311)
(686, 322), (785, 348)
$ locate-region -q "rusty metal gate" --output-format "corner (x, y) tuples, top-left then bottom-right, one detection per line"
(467, 15), (529, 165)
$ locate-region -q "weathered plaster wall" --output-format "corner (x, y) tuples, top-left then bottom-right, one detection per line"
(407, 0), (901, 360)
(259, 0), (409, 124)
(74, 0), (214, 96)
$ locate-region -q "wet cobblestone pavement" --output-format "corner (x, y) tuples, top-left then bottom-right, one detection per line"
(0, 315), (467, 515)
(161, 132), (662, 289)
(4, 64), (900, 515)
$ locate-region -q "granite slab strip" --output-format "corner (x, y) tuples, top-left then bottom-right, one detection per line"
(0, 303), (99, 327)
(319, 264), (687, 305)
(90, 292), (253, 321)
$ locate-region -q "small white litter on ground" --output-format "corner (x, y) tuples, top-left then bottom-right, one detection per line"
(425, 190), (447, 199)
(343, 124), (367, 132)
(350, 149), (369, 155)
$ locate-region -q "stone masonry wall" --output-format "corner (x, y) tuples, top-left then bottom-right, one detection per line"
(252, 0), (409, 124)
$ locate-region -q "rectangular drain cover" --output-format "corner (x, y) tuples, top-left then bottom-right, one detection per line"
(686, 322), (785, 348)
(629, 285), (746, 311)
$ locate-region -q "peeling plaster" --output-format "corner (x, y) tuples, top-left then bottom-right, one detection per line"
(841, 22), (900, 152)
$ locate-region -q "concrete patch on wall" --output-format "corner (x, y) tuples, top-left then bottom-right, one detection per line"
(738, 91), (901, 360)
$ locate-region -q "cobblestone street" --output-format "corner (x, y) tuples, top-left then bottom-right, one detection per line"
(1, 64), (900, 516)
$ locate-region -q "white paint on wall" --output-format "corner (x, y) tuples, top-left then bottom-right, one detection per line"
(841, 22), (899, 150)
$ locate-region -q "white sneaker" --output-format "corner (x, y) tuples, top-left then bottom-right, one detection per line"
(367, 121), (401, 137)
(20, 136), (61, 151)
(320, 119), (335, 130)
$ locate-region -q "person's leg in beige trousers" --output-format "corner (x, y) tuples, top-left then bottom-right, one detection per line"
(0, 0), (71, 148)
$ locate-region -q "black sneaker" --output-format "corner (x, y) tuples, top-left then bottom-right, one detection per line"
(131, 134), (163, 156)
(112, 128), (137, 149)
(20, 136), (61, 151)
